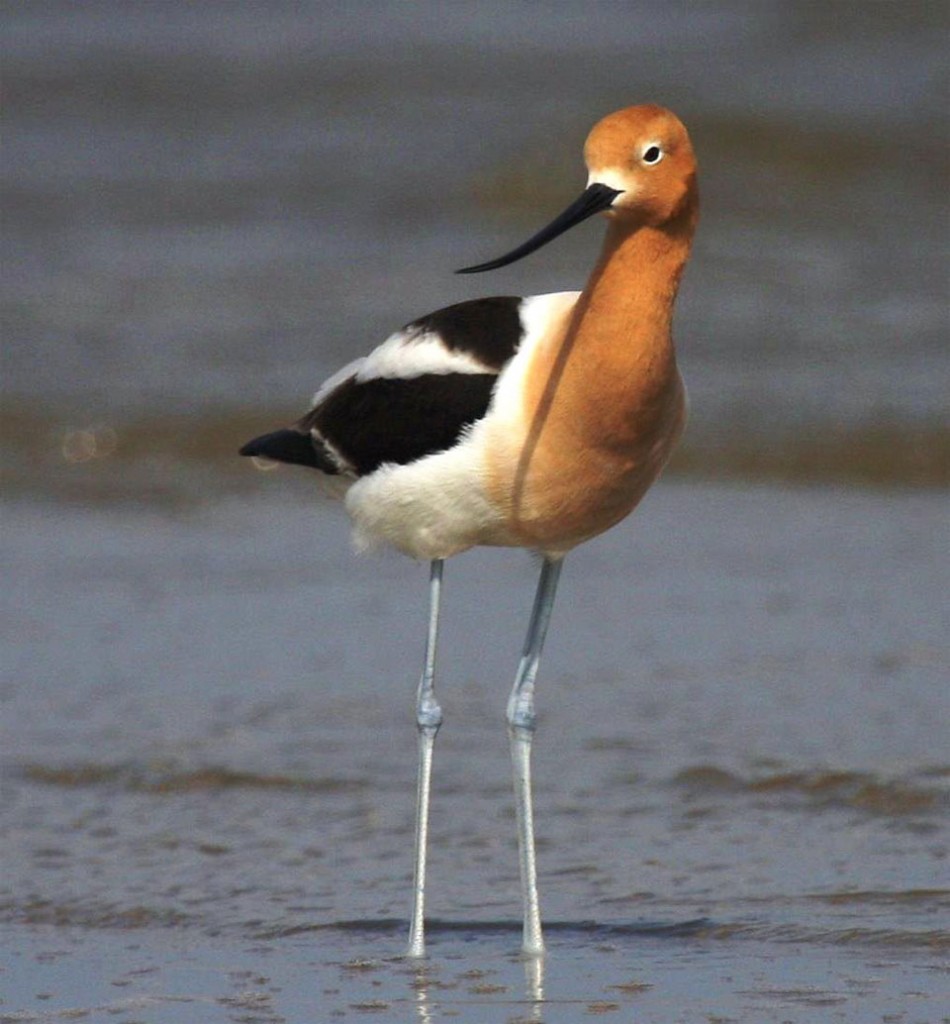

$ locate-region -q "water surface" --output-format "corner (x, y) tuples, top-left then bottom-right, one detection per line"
(2, 3), (948, 1021)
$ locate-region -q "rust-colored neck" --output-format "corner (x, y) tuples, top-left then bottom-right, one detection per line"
(526, 213), (694, 449)
(576, 213), (694, 358)
(498, 206), (697, 551)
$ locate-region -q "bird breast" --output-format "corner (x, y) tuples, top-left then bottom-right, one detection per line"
(484, 322), (687, 554)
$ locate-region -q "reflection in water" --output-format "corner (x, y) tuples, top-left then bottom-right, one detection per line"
(410, 963), (434, 1024)
(523, 954), (545, 1021)
(408, 950), (545, 1022)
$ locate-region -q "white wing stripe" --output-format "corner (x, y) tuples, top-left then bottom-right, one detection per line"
(311, 357), (366, 407)
(356, 330), (495, 383)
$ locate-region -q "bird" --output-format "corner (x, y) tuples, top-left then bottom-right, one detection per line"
(240, 103), (699, 957)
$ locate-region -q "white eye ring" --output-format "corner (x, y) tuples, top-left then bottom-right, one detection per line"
(642, 144), (663, 165)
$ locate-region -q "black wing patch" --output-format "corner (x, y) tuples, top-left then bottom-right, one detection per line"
(405, 296), (522, 371)
(299, 372), (497, 476)
(241, 297), (524, 477)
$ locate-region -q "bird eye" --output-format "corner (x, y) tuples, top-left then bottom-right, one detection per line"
(642, 145), (663, 165)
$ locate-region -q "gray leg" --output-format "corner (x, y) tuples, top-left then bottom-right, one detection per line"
(407, 559), (444, 957)
(507, 557), (563, 955)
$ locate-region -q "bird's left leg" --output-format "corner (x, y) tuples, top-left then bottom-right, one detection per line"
(407, 559), (444, 957)
(506, 556), (563, 956)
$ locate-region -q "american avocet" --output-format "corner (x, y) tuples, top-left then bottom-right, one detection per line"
(241, 104), (698, 957)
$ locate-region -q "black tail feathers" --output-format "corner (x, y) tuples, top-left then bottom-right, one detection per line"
(239, 429), (337, 473)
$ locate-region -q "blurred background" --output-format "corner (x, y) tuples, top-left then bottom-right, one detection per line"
(3, 0), (947, 502)
(1, 5), (948, 1018)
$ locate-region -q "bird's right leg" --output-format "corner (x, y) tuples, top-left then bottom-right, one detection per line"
(407, 559), (444, 957)
(507, 557), (563, 956)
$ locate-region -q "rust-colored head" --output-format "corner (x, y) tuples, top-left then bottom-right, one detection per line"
(584, 104), (698, 229)
(457, 104), (698, 274)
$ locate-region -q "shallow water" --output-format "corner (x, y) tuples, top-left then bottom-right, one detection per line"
(2, 3), (948, 1021)
(3, 919), (946, 1023)
(2, 482), (948, 1021)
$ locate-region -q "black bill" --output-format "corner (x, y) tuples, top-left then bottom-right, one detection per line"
(456, 183), (622, 274)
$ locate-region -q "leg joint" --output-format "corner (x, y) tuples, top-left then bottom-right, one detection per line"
(506, 697), (537, 733)
(416, 697), (443, 733)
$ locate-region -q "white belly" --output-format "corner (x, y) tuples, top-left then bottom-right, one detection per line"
(343, 423), (512, 560)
